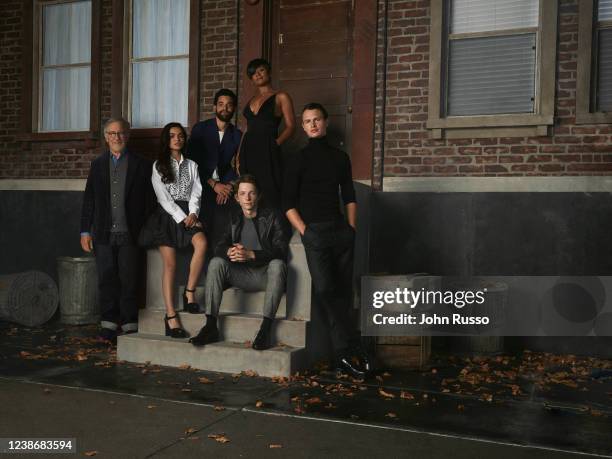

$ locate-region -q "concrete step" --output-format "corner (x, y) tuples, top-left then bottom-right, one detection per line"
(117, 333), (306, 377)
(138, 309), (307, 348)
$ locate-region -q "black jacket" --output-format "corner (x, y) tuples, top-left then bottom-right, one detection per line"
(80, 151), (155, 244)
(214, 207), (288, 266)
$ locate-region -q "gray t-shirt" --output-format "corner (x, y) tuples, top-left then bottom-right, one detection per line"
(240, 218), (262, 250)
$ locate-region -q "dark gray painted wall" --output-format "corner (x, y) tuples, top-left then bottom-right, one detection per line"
(368, 191), (612, 357)
(0, 190), (84, 282)
(370, 192), (612, 276)
(3, 188), (611, 357)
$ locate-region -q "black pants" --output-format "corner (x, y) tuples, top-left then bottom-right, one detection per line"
(302, 220), (357, 357)
(94, 232), (140, 331)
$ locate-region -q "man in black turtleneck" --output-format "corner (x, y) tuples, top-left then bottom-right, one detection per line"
(283, 102), (369, 379)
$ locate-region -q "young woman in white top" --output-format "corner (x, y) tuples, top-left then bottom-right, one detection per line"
(140, 122), (207, 337)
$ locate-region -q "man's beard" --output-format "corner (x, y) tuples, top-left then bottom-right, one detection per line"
(216, 111), (233, 122)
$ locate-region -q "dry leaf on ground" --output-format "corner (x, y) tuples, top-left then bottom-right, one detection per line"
(208, 434), (230, 444)
(378, 388), (395, 399)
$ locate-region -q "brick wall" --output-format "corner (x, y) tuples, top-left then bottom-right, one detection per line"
(0, 0), (240, 179)
(199, 0), (239, 119)
(375, 0), (612, 180)
(2, 0), (610, 180)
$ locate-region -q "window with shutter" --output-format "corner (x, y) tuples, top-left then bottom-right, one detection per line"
(427, 0), (557, 138)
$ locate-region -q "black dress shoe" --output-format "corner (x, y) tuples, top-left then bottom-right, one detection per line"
(252, 326), (272, 351)
(189, 325), (219, 346)
(98, 327), (117, 345)
(336, 354), (366, 379)
(355, 346), (372, 373)
(183, 288), (201, 314)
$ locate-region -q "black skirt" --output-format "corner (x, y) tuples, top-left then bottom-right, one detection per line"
(138, 200), (204, 249)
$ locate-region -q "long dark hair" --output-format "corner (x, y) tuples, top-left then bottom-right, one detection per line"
(156, 122), (187, 184)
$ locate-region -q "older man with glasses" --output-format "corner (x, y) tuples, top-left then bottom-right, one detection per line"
(80, 118), (155, 344)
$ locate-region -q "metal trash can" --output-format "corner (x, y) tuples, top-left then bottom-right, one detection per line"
(0, 271), (58, 327)
(57, 257), (99, 325)
(455, 281), (508, 354)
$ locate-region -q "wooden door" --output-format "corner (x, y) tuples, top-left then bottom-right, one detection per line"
(271, 0), (353, 155)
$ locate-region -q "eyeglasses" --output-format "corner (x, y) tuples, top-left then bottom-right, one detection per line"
(105, 131), (127, 138)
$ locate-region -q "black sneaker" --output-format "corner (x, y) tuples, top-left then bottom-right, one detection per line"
(189, 325), (219, 347)
(252, 326), (272, 351)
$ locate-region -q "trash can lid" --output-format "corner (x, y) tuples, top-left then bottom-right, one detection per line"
(57, 256), (96, 263)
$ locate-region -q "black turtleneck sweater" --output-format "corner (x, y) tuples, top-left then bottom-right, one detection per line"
(282, 136), (356, 224)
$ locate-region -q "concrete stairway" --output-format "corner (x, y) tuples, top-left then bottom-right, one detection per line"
(118, 232), (322, 377)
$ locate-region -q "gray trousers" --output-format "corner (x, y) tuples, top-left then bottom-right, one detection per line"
(204, 257), (287, 319)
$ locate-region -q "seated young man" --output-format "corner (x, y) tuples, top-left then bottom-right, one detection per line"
(189, 175), (288, 350)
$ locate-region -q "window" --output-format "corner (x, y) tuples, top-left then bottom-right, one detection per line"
(36, 0), (92, 132)
(127, 0), (190, 128)
(577, 0), (612, 123)
(427, 0), (557, 138)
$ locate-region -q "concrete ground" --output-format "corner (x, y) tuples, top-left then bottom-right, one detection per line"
(0, 379), (594, 459)
(1, 321), (611, 458)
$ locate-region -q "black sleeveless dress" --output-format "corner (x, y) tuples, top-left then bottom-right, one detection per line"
(239, 94), (283, 209)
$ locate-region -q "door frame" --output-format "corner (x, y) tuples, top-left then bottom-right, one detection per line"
(239, 0), (376, 180)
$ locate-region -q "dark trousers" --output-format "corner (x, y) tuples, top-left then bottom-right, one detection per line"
(94, 232), (140, 331)
(302, 220), (357, 357)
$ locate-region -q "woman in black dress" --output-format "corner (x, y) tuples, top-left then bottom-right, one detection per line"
(140, 123), (207, 338)
(238, 58), (295, 209)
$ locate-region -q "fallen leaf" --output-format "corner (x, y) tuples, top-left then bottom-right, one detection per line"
(178, 364), (191, 370)
(269, 444), (283, 449)
(378, 388), (395, 399)
(243, 369), (258, 377)
(457, 404), (465, 411)
(214, 405), (225, 411)
(305, 397), (322, 405)
(84, 451), (98, 457)
(147, 405), (157, 409)
(208, 433), (230, 444)
(185, 427), (197, 435)
(255, 400), (264, 408)
(385, 412), (397, 418)
(198, 377), (214, 384)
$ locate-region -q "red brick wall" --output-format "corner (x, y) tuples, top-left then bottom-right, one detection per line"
(0, 0), (240, 179)
(375, 0), (612, 180)
(2, 0), (610, 180)
(199, 0), (239, 119)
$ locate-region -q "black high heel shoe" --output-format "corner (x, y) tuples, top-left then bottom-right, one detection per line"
(164, 313), (189, 338)
(183, 288), (201, 314)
